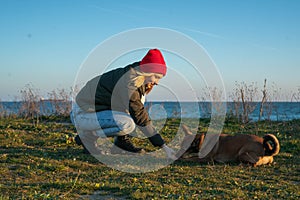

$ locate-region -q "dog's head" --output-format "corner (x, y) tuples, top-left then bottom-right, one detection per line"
(177, 124), (205, 158)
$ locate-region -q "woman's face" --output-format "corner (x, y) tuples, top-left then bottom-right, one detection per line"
(144, 74), (163, 86)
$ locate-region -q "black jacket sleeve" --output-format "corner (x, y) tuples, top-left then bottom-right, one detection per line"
(128, 90), (165, 147)
(138, 122), (165, 147)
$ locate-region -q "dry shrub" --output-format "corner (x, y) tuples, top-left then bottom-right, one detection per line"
(230, 81), (259, 123)
(47, 88), (73, 117)
(19, 83), (41, 125)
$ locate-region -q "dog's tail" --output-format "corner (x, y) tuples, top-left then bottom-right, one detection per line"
(263, 134), (280, 156)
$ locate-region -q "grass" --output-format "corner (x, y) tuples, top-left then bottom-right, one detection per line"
(0, 117), (299, 199)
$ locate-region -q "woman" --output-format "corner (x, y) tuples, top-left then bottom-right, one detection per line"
(71, 49), (176, 159)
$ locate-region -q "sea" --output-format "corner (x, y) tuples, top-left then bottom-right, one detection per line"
(146, 101), (300, 121)
(0, 101), (299, 122)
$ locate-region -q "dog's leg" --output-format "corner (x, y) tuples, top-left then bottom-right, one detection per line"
(253, 156), (274, 166)
(179, 156), (201, 162)
(238, 151), (260, 166)
(179, 155), (214, 164)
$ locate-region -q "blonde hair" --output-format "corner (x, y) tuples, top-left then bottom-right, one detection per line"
(132, 69), (163, 88)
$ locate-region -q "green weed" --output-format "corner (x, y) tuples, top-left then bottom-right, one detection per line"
(0, 117), (299, 199)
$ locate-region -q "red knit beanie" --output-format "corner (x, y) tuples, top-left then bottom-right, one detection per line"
(140, 49), (167, 76)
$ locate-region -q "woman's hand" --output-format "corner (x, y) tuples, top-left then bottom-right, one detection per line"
(162, 144), (177, 160)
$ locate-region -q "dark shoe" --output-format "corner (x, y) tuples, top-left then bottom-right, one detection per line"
(112, 135), (144, 154)
(74, 134), (101, 155)
(75, 135), (83, 145)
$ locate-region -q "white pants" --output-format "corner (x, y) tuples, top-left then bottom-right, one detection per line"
(70, 103), (136, 138)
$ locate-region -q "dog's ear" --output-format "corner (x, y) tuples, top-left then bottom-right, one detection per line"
(182, 124), (193, 135)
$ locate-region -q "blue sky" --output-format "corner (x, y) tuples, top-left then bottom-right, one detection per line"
(1, 0), (299, 101)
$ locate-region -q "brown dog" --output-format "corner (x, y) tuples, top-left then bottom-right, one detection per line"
(178, 125), (280, 166)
